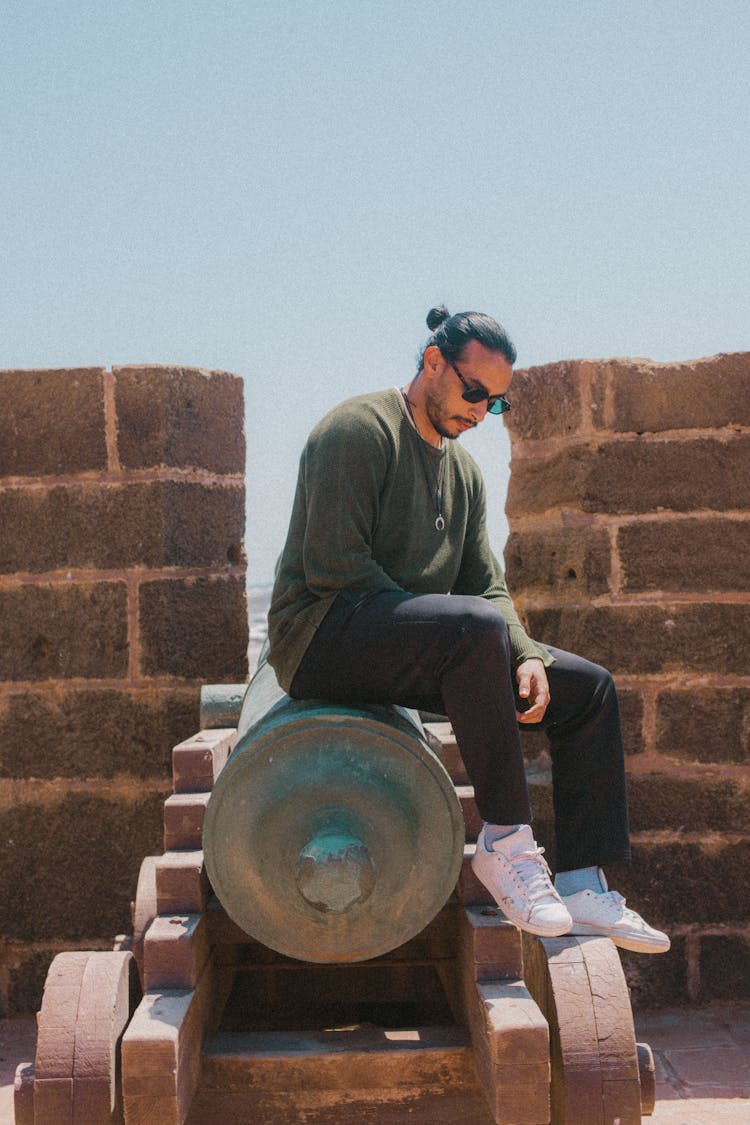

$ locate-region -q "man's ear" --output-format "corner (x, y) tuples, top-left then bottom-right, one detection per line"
(422, 345), (443, 378)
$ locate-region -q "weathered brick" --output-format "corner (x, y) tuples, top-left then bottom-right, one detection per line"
(503, 361), (585, 441)
(0, 368), (107, 477)
(655, 687), (750, 764)
(114, 366), (244, 474)
(606, 353), (750, 434)
(618, 687), (645, 755)
(507, 435), (750, 516)
(619, 939), (688, 1008)
(139, 575), (248, 680)
(619, 518), (750, 593)
(0, 791), (166, 940)
(507, 445), (590, 515)
(0, 481), (245, 573)
(0, 583), (128, 680)
(505, 526), (611, 598)
(6, 948), (57, 1016)
(526, 603), (750, 675)
(627, 773), (750, 833)
(0, 688), (198, 779)
(699, 935), (750, 1001)
(609, 840), (750, 925)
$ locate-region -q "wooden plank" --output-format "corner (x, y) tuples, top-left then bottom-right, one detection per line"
(72, 951), (136, 1124)
(131, 855), (159, 985)
(155, 850), (208, 914)
(456, 784), (481, 841)
(122, 959), (213, 1125)
(13, 1061), (34, 1125)
(459, 904), (523, 981)
(171, 730), (235, 794)
(144, 914), (209, 991)
(163, 793), (210, 851)
(523, 933), (645, 1125)
(422, 721), (469, 784)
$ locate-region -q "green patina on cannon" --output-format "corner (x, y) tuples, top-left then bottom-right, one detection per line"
(16, 661), (656, 1125)
(203, 657), (465, 962)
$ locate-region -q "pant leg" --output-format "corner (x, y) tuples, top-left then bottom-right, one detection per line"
(289, 588), (532, 825)
(530, 646), (631, 870)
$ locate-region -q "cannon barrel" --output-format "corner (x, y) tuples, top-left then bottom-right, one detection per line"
(202, 657), (465, 963)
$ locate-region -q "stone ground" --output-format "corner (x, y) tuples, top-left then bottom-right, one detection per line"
(1, 1004), (748, 1123)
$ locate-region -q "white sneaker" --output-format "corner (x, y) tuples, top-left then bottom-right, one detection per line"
(471, 825), (572, 937)
(563, 881), (671, 954)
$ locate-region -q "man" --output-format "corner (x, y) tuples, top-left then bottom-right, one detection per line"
(268, 305), (668, 953)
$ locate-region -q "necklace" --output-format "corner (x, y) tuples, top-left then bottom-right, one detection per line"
(400, 388), (446, 531)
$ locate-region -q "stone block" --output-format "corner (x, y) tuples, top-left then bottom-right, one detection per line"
(507, 445), (590, 515)
(503, 361), (585, 441)
(507, 435), (750, 516)
(606, 353), (750, 434)
(619, 939), (688, 1008)
(618, 518), (750, 593)
(608, 840), (750, 925)
(6, 949), (56, 1016)
(627, 774), (750, 833)
(699, 935), (750, 1001)
(0, 481), (245, 573)
(114, 366), (244, 474)
(0, 687), (198, 779)
(525, 603), (750, 675)
(0, 583), (128, 681)
(139, 576), (248, 680)
(0, 368), (106, 477)
(0, 790), (166, 940)
(655, 687), (750, 764)
(617, 687), (645, 755)
(504, 526), (611, 598)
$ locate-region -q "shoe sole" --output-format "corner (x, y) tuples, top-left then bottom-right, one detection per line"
(569, 924), (671, 954)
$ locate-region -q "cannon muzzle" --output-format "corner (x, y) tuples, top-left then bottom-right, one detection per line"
(203, 658), (464, 963)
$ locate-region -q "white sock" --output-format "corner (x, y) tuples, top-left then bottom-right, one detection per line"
(483, 822), (521, 846)
(555, 866), (606, 896)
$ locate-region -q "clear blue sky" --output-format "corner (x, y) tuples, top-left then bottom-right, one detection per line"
(2, 2), (748, 584)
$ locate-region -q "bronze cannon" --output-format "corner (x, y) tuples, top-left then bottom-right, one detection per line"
(202, 657), (465, 963)
(16, 660), (656, 1124)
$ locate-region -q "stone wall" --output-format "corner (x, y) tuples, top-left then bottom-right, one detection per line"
(504, 352), (750, 1006)
(0, 365), (248, 1014)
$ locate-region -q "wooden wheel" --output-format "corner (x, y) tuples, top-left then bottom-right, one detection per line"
(32, 950), (140, 1124)
(130, 854), (159, 985)
(523, 934), (647, 1124)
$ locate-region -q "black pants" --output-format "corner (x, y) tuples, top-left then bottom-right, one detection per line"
(289, 589), (631, 872)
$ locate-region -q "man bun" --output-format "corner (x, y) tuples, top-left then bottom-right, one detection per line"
(426, 305), (450, 331)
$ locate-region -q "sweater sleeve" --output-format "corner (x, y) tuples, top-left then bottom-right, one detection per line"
(299, 407), (403, 597)
(452, 471), (552, 668)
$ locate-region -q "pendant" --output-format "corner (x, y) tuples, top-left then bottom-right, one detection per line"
(435, 515), (445, 531)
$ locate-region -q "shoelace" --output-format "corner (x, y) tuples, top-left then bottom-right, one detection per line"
(591, 890), (638, 921)
(509, 846), (558, 904)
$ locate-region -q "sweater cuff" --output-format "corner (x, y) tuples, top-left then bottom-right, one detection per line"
(508, 625), (554, 669)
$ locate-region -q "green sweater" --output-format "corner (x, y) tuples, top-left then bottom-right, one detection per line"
(267, 388), (551, 692)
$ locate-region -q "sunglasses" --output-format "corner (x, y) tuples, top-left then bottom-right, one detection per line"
(449, 360), (511, 415)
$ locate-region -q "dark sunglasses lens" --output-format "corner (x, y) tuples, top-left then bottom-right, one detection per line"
(488, 398), (510, 415)
(461, 387), (486, 404)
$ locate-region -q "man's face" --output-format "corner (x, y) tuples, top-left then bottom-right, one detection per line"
(423, 340), (513, 441)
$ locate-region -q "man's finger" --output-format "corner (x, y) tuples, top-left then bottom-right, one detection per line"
(517, 700), (548, 724)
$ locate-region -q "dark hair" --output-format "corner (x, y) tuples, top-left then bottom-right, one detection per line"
(418, 305), (517, 372)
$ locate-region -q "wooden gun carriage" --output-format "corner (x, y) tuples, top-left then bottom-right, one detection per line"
(15, 659), (655, 1124)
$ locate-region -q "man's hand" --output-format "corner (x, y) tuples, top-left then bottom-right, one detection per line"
(516, 658), (550, 724)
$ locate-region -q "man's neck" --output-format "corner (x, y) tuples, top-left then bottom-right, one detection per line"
(401, 378), (443, 449)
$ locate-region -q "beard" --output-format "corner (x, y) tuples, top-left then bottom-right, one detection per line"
(425, 394), (477, 440)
